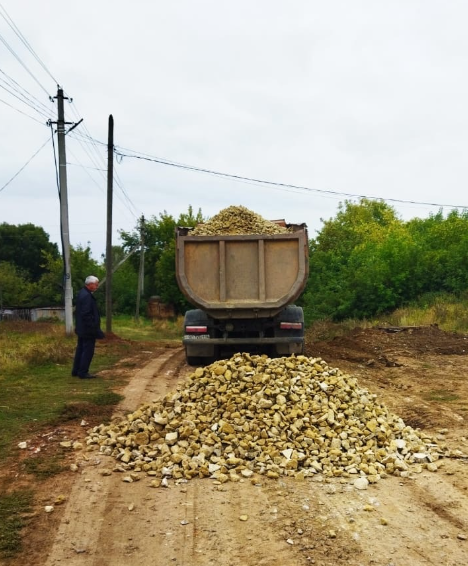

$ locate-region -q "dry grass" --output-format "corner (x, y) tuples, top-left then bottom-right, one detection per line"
(0, 322), (74, 374)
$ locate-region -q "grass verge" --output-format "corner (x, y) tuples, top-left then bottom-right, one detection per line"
(0, 319), (156, 558)
(0, 490), (34, 558)
(0, 321), (143, 462)
(110, 314), (184, 342)
(424, 390), (460, 402)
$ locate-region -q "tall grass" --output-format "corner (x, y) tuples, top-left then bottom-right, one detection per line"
(307, 293), (468, 340)
(0, 322), (74, 375)
(110, 314), (184, 341)
(378, 293), (468, 332)
(0, 320), (140, 461)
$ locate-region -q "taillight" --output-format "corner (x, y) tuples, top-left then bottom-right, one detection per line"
(185, 325), (208, 333)
(280, 322), (303, 330)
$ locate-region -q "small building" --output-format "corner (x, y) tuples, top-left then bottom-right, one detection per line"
(0, 307), (31, 321)
(30, 307), (65, 322)
(0, 306), (65, 322)
(147, 296), (175, 319)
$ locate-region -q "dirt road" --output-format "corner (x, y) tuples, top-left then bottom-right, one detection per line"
(8, 327), (468, 566)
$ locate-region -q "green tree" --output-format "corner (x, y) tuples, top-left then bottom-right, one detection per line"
(0, 223), (59, 282)
(406, 209), (468, 295)
(154, 239), (190, 313)
(0, 262), (35, 306)
(70, 245), (104, 296)
(34, 251), (64, 306)
(302, 199), (404, 322)
(119, 206), (205, 313)
(108, 246), (139, 314)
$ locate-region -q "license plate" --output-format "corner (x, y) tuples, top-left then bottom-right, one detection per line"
(184, 334), (210, 340)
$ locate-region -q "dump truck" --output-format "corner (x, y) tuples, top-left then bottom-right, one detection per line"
(176, 220), (309, 365)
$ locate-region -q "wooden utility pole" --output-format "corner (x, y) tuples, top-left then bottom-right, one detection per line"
(55, 87), (73, 335)
(135, 215), (145, 321)
(105, 115), (114, 333)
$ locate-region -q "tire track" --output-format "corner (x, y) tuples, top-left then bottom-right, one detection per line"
(43, 346), (188, 566)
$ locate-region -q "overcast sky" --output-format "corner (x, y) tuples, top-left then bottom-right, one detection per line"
(1, 0), (468, 259)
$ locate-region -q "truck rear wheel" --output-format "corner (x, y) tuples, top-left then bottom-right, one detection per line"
(186, 355), (203, 367)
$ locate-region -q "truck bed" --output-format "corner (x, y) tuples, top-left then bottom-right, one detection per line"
(176, 226), (309, 319)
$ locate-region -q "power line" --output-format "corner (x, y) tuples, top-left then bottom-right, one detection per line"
(0, 68), (52, 116)
(0, 2), (58, 85)
(67, 101), (141, 219)
(0, 95), (46, 124)
(0, 31), (50, 96)
(67, 161), (107, 172)
(0, 79), (50, 119)
(114, 148), (468, 211)
(66, 140), (139, 223)
(49, 122), (60, 196)
(0, 137), (50, 193)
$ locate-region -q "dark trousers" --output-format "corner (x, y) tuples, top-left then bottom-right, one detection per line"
(72, 337), (96, 377)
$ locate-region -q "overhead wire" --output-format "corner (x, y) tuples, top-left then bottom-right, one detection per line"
(0, 68), (52, 117)
(0, 2), (58, 85)
(0, 78), (51, 119)
(67, 99), (140, 219)
(114, 147), (468, 211)
(49, 122), (60, 196)
(0, 5), (55, 129)
(0, 31), (50, 96)
(0, 95), (46, 124)
(66, 136), (139, 222)
(0, 136), (50, 193)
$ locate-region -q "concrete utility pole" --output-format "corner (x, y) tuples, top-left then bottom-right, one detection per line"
(106, 115), (114, 333)
(55, 87), (73, 335)
(135, 215), (145, 321)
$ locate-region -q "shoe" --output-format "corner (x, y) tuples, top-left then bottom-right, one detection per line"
(78, 373), (97, 379)
(71, 371), (78, 377)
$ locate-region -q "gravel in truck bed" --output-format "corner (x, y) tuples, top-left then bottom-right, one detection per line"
(190, 205), (291, 236)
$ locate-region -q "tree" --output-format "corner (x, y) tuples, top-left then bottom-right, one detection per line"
(119, 206), (205, 313)
(301, 199), (404, 322)
(108, 246), (139, 314)
(0, 262), (35, 306)
(34, 251), (64, 306)
(70, 245), (104, 296)
(0, 223), (60, 282)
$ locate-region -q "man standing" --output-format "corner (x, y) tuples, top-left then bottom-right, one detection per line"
(72, 275), (105, 379)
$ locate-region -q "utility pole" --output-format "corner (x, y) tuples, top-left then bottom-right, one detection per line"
(55, 87), (73, 335)
(106, 115), (114, 334)
(135, 215), (145, 321)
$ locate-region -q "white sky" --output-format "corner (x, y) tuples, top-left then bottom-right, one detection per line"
(1, 0), (468, 259)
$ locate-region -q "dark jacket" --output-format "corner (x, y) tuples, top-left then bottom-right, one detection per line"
(75, 286), (104, 339)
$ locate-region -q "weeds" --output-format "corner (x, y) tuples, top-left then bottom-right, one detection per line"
(0, 490), (33, 558)
(424, 390), (460, 402)
(91, 391), (124, 406)
(111, 314), (184, 341)
(308, 294), (468, 338)
(0, 321), (143, 461)
(22, 454), (65, 479)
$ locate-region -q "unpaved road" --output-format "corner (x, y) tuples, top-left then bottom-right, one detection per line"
(5, 327), (468, 566)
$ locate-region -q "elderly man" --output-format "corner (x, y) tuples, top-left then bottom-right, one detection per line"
(72, 275), (105, 379)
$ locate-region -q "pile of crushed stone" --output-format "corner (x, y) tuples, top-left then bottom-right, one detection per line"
(190, 205), (291, 236)
(85, 353), (445, 487)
